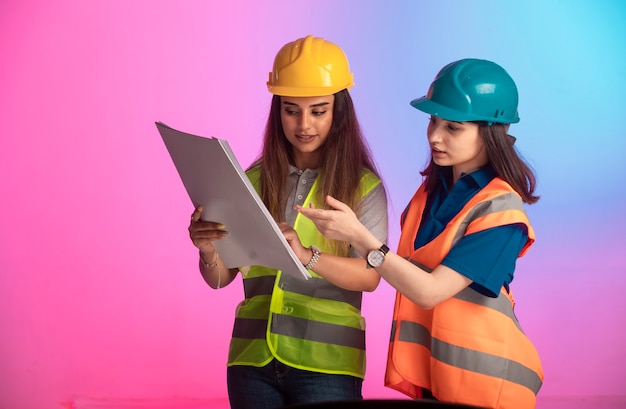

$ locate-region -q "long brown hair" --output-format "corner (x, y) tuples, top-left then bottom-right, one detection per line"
(248, 89), (381, 253)
(421, 122), (539, 204)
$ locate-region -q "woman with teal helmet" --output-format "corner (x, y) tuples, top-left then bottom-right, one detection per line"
(298, 58), (544, 409)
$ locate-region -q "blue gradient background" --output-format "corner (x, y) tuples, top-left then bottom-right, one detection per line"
(1, 1), (625, 408)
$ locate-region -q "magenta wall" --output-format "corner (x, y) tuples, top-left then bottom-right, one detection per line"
(1, 1), (625, 408)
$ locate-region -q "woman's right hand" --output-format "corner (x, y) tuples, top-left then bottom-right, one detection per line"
(188, 206), (229, 257)
(296, 195), (366, 244)
(189, 205), (237, 290)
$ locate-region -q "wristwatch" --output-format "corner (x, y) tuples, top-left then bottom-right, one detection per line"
(304, 245), (322, 270)
(366, 244), (389, 268)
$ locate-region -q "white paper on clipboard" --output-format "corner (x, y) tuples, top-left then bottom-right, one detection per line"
(156, 121), (311, 280)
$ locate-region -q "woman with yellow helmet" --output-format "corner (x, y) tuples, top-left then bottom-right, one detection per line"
(297, 58), (544, 409)
(188, 35), (388, 408)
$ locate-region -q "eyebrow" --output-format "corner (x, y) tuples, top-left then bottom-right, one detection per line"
(431, 115), (464, 124)
(282, 101), (331, 108)
(443, 118), (465, 124)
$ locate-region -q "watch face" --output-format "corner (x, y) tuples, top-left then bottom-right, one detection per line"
(367, 250), (385, 268)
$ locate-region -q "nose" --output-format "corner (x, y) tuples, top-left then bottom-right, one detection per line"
(427, 121), (442, 144)
(298, 112), (311, 130)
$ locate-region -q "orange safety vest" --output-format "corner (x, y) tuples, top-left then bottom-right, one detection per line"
(385, 178), (544, 409)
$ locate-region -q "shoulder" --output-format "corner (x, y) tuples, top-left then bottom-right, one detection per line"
(359, 169), (382, 192)
(469, 177), (524, 208)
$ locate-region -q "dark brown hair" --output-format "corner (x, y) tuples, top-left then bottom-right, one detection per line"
(421, 122), (539, 204)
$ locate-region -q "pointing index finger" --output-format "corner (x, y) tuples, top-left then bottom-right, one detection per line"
(297, 205), (325, 220)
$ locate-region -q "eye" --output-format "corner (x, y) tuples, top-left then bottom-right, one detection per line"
(312, 110), (327, 116)
(447, 123), (459, 131)
(284, 108), (299, 115)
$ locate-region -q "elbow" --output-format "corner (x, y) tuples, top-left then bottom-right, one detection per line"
(362, 282), (379, 293)
(417, 301), (437, 310)
(201, 274), (218, 289)
(200, 270), (222, 290)
(408, 294), (441, 310)
(362, 274), (382, 293)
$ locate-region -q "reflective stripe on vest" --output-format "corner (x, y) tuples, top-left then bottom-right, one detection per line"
(228, 168), (380, 378)
(244, 274), (362, 311)
(386, 177), (543, 409)
(391, 289), (542, 394)
(233, 315), (365, 350)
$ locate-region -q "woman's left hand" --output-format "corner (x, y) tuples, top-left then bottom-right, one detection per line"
(279, 222), (311, 265)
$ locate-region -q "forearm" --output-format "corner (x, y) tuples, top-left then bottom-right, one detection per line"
(342, 222), (383, 260)
(376, 253), (472, 309)
(307, 251), (380, 292)
(198, 251), (238, 289)
(338, 225), (472, 308)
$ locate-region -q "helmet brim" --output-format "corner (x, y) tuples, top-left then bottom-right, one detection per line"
(410, 96), (519, 124)
(267, 84), (351, 97)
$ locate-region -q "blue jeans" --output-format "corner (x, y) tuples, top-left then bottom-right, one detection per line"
(227, 359), (363, 409)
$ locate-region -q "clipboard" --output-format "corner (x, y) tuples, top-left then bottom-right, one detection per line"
(156, 121), (311, 279)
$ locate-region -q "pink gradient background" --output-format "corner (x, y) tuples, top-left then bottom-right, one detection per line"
(1, 1), (625, 408)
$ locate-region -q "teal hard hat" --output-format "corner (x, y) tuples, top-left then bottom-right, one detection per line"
(410, 58), (520, 124)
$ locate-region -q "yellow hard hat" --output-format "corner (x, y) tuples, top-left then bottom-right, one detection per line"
(267, 35), (354, 97)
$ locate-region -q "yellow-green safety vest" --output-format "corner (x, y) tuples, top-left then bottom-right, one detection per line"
(227, 168), (381, 379)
